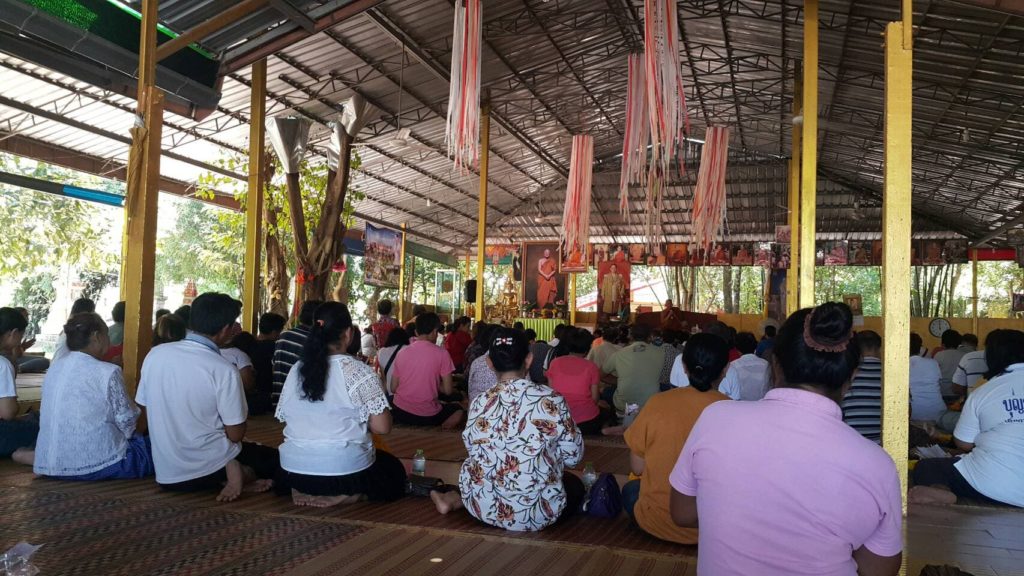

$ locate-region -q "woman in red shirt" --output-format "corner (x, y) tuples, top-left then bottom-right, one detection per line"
(444, 316), (474, 373)
(546, 328), (604, 434)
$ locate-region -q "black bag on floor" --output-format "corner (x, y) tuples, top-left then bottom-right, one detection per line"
(406, 475), (445, 497)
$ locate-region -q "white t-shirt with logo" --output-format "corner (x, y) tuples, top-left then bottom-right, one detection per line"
(136, 337), (247, 484)
(954, 364), (1024, 507)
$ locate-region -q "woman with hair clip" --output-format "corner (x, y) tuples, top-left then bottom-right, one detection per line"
(31, 312), (154, 479)
(670, 303), (903, 576)
(430, 327), (584, 531)
(275, 302), (406, 508)
(622, 333), (731, 545)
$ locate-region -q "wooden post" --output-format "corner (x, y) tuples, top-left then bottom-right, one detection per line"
(398, 223), (408, 321)
(788, 64), (803, 316)
(474, 103), (490, 321)
(241, 59), (267, 333)
(799, 0), (818, 309)
(121, 0), (161, 396)
(972, 248), (979, 336)
(570, 272), (577, 325)
(882, 19), (913, 515)
(464, 252), (472, 317)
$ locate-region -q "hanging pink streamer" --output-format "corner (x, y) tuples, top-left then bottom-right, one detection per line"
(691, 126), (730, 257)
(445, 0), (482, 173)
(645, 0), (689, 175)
(561, 135), (594, 269)
(619, 54), (649, 219)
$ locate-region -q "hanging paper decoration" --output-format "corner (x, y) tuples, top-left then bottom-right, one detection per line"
(645, 165), (666, 252)
(691, 126), (731, 256)
(619, 53), (649, 218)
(445, 0), (482, 173)
(644, 0), (690, 174)
(560, 135), (594, 272)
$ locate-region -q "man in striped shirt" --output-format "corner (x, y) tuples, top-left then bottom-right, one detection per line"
(271, 300), (321, 406)
(842, 331), (883, 443)
(952, 333), (987, 396)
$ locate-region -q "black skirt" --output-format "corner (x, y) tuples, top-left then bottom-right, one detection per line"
(281, 449), (407, 502)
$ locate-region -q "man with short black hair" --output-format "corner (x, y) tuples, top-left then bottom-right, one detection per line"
(137, 292), (278, 501)
(842, 330), (883, 443)
(272, 300), (321, 406)
(371, 299), (400, 349)
(718, 332), (771, 401)
(391, 312), (464, 428)
(247, 312), (286, 415)
(756, 325), (777, 358)
(603, 323), (665, 424)
(934, 329), (966, 396)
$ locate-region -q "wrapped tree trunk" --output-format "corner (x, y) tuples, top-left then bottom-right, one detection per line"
(266, 96), (378, 305)
(262, 154), (290, 318)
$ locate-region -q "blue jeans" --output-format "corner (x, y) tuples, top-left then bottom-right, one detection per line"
(0, 417), (39, 458)
(622, 479), (641, 521)
(52, 435), (155, 481)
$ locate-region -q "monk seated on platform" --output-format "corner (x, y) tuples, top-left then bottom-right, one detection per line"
(0, 307), (38, 463)
(137, 293), (278, 502)
(910, 329), (1024, 508)
(390, 313), (465, 429)
(430, 328), (585, 531)
(274, 302), (406, 508)
(29, 312), (154, 481)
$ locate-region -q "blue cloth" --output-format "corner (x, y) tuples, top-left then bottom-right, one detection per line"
(53, 435), (154, 481)
(755, 337), (774, 358)
(621, 478), (641, 521)
(0, 417), (38, 458)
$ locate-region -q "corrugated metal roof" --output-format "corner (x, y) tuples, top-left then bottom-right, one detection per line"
(2, 0), (1023, 255)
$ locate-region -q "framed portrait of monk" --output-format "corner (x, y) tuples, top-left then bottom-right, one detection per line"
(597, 259), (631, 322)
(522, 242), (566, 310)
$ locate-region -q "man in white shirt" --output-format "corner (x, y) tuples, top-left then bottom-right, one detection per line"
(953, 334), (987, 396)
(909, 333), (947, 422)
(933, 330), (967, 397)
(137, 293), (278, 501)
(718, 332), (771, 401)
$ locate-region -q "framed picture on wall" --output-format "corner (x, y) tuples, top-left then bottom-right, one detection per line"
(848, 241), (873, 266)
(708, 244), (731, 266)
(522, 242), (566, 310)
(666, 243), (689, 265)
(731, 243), (754, 266)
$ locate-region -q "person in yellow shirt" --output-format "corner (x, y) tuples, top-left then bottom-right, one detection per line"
(623, 333), (731, 544)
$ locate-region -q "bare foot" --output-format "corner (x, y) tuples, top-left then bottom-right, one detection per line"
(244, 478), (274, 493)
(11, 448), (34, 466)
(292, 490), (361, 508)
(441, 409), (466, 431)
(602, 425), (626, 436)
(217, 460), (244, 502)
(909, 485), (958, 505)
(430, 490), (463, 515)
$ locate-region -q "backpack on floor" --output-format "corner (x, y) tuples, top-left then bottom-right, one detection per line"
(582, 473), (622, 518)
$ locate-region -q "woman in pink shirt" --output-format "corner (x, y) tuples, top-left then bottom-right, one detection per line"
(670, 303), (903, 576)
(545, 328), (604, 434)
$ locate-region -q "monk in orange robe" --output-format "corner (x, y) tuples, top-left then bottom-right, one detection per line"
(536, 249), (558, 307)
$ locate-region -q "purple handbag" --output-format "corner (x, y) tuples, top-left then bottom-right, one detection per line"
(582, 473), (622, 518)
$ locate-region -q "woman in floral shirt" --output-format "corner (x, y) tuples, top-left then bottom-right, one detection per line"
(431, 327), (585, 531)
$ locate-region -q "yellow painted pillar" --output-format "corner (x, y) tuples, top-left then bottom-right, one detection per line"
(570, 273), (577, 325)
(241, 59), (267, 333)
(798, 0), (818, 309)
(881, 19), (913, 515)
(398, 223), (408, 321)
(972, 249), (979, 336)
(121, 0), (162, 396)
(788, 65), (803, 316)
(474, 104), (490, 321)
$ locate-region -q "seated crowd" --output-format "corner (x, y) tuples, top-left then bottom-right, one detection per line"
(5, 291), (1024, 575)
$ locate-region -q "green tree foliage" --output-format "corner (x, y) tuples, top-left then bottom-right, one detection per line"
(815, 267), (883, 316)
(0, 154), (120, 278)
(156, 196), (246, 295)
(12, 272), (56, 335)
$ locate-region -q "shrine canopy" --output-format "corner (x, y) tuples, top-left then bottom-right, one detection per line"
(1, 0), (1023, 254)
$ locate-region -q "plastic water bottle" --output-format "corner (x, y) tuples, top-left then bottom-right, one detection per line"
(582, 462), (598, 490)
(412, 449), (426, 476)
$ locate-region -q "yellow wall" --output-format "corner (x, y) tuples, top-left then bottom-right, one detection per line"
(720, 314), (1024, 351)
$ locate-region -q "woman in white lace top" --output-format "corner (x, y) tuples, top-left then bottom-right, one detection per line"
(275, 302), (406, 508)
(32, 312), (154, 480)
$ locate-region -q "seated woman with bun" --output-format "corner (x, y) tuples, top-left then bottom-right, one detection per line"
(32, 312), (154, 480)
(623, 333), (731, 544)
(431, 327), (584, 531)
(275, 302), (406, 507)
(670, 303), (903, 576)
